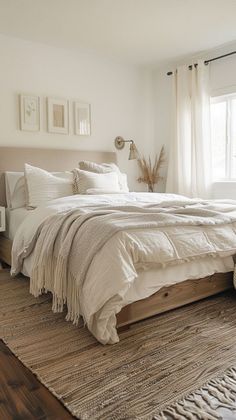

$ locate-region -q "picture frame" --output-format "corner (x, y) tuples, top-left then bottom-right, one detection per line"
(74, 102), (91, 136)
(20, 94), (40, 131)
(47, 97), (69, 134)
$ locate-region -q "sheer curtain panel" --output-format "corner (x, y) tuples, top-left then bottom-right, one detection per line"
(166, 60), (212, 198)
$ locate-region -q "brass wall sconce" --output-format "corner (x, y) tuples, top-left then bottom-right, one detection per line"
(114, 136), (139, 160)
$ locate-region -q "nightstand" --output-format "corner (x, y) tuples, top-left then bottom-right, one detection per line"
(0, 207), (5, 233)
(0, 207), (5, 269)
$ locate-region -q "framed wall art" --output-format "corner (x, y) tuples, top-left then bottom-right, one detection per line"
(20, 94), (40, 131)
(74, 102), (91, 136)
(47, 97), (69, 134)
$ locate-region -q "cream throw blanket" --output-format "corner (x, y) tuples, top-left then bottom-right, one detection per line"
(11, 200), (236, 335)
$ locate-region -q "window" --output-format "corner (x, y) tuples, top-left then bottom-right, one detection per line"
(211, 94), (236, 180)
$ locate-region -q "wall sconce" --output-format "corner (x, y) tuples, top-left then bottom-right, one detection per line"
(114, 136), (139, 160)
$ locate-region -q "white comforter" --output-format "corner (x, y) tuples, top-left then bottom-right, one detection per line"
(11, 193), (236, 344)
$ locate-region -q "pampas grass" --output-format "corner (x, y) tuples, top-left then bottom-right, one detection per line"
(137, 146), (165, 192)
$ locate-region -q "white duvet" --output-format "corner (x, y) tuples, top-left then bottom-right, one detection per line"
(11, 193), (236, 344)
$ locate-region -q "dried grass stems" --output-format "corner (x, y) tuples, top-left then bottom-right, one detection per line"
(137, 146), (165, 192)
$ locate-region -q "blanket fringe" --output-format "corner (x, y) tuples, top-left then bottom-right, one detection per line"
(157, 367), (236, 419)
(30, 256), (80, 325)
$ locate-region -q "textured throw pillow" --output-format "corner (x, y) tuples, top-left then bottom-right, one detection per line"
(5, 172), (26, 209)
(79, 160), (119, 173)
(78, 160), (129, 192)
(24, 164), (74, 208)
(73, 168), (120, 194)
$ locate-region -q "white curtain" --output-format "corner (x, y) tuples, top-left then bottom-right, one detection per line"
(166, 60), (212, 198)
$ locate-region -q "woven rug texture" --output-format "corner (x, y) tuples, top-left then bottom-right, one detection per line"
(1, 270), (236, 419)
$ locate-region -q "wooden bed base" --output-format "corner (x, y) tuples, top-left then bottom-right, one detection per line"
(0, 235), (234, 328)
(116, 272), (233, 327)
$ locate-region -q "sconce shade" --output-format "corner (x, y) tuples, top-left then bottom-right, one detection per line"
(128, 142), (139, 160)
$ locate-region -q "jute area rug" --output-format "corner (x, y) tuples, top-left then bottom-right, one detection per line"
(2, 270), (236, 419)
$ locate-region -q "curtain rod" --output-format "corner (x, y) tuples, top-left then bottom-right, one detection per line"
(166, 50), (236, 76)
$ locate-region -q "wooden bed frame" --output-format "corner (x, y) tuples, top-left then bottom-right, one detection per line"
(0, 235), (233, 327)
(0, 147), (234, 329)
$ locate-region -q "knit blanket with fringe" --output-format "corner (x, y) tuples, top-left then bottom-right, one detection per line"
(11, 200), (236, 343)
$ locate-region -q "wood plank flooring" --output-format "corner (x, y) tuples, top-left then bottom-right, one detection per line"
(0, 340), (74, 420)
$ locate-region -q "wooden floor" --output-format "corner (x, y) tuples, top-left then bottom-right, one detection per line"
(0, 340), (74, 420)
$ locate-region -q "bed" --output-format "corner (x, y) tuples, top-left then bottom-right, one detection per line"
(0, 147), (235, 344)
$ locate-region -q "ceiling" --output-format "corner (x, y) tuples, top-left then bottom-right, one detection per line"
(0, 0), (236, 66)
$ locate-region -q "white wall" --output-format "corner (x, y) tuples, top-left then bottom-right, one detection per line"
(153, 43), (236, 197)
(0, 34), (154, 190)
(3, 34), (235, 197)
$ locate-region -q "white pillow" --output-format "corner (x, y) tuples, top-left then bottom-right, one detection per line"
(73, 168), (120, 194)
(5, 172), (26, 209)
(118, 173), (129, 193)
(24, 164), (74, 208)
(78, 160), (129, 192)
(86, 188), (127, 195)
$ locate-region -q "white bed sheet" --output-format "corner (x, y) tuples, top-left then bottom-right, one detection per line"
(22, 243), (234, 304)
(5, 208), (30, 240)
(124, 255), (234, 304)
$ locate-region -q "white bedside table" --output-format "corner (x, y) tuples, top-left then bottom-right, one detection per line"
(0, 207), (6, 269)
(0, 207), (5, 233)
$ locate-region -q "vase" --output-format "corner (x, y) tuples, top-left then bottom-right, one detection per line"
(147, 184), (154, 192)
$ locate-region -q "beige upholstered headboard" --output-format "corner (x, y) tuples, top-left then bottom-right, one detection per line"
(0, 147), (117, 207)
